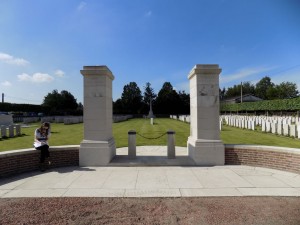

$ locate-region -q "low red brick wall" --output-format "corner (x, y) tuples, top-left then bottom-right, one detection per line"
(225, 145), (300, 174)
(0, 146), (79, 177)
(1, 145), (299, 177)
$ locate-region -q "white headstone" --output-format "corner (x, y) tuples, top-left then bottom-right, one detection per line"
(283, 124), (289, 136)
(271, 123), (277, 134)
(289, 125), (296, 137)
(261, 121), (266, 132)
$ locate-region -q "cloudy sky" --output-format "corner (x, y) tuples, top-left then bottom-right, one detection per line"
(1, 0), (300, 104)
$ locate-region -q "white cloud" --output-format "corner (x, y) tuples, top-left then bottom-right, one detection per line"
(55, 69), (65, 77)
(17, 73), (54, 83)
(220, 66), (274, 84)
(77, 1), (87, 11)
(1, 81), (12, 87)
(0, 52), (29, 66)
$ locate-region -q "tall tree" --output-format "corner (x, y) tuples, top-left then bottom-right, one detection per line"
(113, 99), (124, 114)
(60, 90), (78, 111)
(155, 82), (180, 114)
(255, 76), (274, 100)
(42, 90), (78, 114)
(225, 81), (255, 99)
(268, 82), (299, 99)
(120, 82), (143, 114)
(178, 90), (190, 114)
(143, 82), (157, 105)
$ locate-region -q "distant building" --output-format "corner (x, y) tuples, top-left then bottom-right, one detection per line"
(222, 94), (263, 104)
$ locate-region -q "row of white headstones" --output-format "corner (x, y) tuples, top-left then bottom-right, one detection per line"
(22, 115), (131, 124)
(170, 115), (224, 131)
(19, 116), (84, 124)
(170, 114), (300, 139)
(0, 124), (21, 138)
(221, 115), (300, 139)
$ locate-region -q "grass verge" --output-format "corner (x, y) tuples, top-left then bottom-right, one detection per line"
(0, 118), (299, 152)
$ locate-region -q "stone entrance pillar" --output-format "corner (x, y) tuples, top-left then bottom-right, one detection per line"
(79, 66), (116, 166)
(187, 64), (224, 166)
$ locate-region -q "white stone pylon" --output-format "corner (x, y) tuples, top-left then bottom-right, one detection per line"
(79, 66), (116, 166)
(187, 64), (225, 166)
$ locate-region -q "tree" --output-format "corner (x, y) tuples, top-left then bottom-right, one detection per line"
(225, 82), (255, 99)
(143, 82), (157, 105)
(113, 99), (124, 114)
(255, 76), (274, 100)
(225, 84), (241, 98)
(178, 90), (190, 114)
(42, 90), (78, 114)
(241, 82), (255, 95)
(120, 82), (143, 114)
(155, 82), (180, 115)
(268, 82), (299, 99)
(219, 88), (226, 100)
(60, 90), (78, 111)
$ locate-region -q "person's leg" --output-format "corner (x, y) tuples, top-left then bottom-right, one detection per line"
(36, 146), (46, 163)
(44, 145), (51, 165)
(36, 145), (48, 171)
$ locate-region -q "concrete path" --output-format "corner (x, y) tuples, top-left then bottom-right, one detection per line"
(1, 146), (300, 198)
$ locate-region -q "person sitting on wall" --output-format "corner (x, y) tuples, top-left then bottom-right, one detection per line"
(34, 122), (51, 171)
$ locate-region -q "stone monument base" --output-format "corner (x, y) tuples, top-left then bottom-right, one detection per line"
(187, 137), (225, 166)
(79, 138), (116, 166)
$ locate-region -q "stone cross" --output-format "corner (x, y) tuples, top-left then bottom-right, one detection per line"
(148, 98), (155, 118)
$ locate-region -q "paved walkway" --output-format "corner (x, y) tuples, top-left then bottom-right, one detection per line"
(1, 146), (300, 198)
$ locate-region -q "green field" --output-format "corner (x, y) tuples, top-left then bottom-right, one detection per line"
(0, 118), (300, 152)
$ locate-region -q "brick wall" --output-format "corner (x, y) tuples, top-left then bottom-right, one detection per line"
(0, 146), (79, 177)
(225, 145), (300, 174)
(1, 145), (300, 177)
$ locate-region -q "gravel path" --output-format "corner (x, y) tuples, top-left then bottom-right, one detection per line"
(1, 197), (300, 225)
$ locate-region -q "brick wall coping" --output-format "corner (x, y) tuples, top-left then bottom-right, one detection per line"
(225, 144), (300, 155)
(0, 145), (80, 158)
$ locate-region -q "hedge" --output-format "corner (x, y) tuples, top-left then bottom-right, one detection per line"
(221, 97), (300, 112)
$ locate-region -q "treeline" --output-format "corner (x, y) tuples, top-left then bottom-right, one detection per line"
(3, 76), (299, 116)
(221, 76), (299, 100)
(113, 82), (190, 115)
(42, 90), (83, 115)
(0, 102), (42, 114)
(1, 90), (83, 116)
(1, 82), (190, 116)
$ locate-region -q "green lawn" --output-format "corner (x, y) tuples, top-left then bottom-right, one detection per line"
(0, 118), (300, 152)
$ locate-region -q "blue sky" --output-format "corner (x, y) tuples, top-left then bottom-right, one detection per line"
(1, 0), (300, 104)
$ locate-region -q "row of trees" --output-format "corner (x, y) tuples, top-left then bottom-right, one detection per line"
(113, 82), (189, 115)
(220, 76), (299, 100)
(3, 75), (298, 116)
(42, 90), (82, 115)
(39, 82), (190, 115)
(0, 90), (82, 116)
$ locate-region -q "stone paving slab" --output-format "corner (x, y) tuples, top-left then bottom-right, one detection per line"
(1, 165), (300, 198)
(1, 146), (300, 198)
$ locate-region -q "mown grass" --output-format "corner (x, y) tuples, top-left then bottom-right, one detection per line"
(0, 118), (300, 152)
